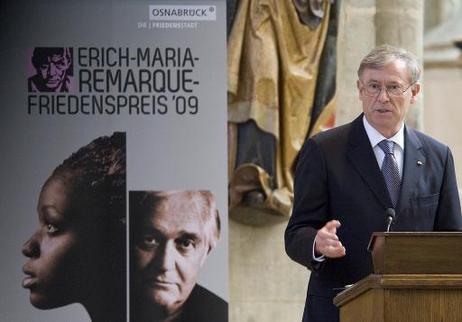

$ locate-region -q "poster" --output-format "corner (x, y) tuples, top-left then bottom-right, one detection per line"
(0, 0), (228, 321)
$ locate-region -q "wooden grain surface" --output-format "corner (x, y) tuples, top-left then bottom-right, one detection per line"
(335, 275), (462, 322)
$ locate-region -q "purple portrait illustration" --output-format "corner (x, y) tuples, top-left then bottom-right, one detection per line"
(28, 47), (74, 92)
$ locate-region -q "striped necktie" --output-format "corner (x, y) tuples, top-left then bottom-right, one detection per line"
(377, 140), (401, 207)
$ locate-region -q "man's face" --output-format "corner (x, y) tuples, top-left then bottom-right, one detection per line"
(39, 53), (70, 91)
(133, 193), (210, 315)
(357, 60), (420, 138)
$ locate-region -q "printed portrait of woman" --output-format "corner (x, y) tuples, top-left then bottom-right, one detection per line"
(21, 132), (126, 322)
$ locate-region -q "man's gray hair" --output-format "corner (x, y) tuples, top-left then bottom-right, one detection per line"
(130, 190), (221, 251)
(357, 44), (421, 84)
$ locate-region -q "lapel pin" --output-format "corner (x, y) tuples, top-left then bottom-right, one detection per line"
(417, 160), (423, 166)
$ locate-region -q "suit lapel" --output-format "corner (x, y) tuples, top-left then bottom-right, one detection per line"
(346, 115), (392, 208)
(397, 126), (425, 210)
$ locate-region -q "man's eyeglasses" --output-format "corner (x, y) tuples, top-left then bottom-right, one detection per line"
(360, 81), (415, 97)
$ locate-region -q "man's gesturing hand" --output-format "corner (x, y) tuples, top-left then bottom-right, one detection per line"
(314, 220), (346, 258)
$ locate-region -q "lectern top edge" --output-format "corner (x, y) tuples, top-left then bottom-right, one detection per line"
(367, 231), (462, 252)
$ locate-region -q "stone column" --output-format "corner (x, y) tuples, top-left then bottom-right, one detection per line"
(335, 0), (376, 126)
(425, 0), (462, 32)
(425, 0), (446, 31)
(376, 0), (424, 130)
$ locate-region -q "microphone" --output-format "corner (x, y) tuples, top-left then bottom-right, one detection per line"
(385, 208), (395, 232)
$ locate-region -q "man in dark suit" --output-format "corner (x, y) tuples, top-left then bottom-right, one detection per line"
(285, 44), (462, 322)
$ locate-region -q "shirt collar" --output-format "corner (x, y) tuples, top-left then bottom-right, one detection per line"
(362, 115), (405, 150)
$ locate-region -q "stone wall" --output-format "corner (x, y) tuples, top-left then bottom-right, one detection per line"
(423, 65), (462, 192)
(423, 1), (462, 194)
(229, 220), (308, 322)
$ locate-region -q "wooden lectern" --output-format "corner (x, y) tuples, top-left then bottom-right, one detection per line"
(333, 232), (462, 322)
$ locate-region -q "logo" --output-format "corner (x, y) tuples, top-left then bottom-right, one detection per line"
(28, 47), (74, 93)
(149, 5), (216, 21)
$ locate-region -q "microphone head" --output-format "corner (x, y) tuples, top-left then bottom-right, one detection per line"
(385, 208), (395, 232)
(385, 208), (395, 219)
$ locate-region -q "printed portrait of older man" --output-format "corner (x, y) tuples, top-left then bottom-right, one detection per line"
(28, 47), (72, 92)
(129, 190), (228, 322)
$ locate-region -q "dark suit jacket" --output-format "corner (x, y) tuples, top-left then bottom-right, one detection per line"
(131, 284), (227, 322)
(285, 114), (462, 322)
(178, 284), (228, 322)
